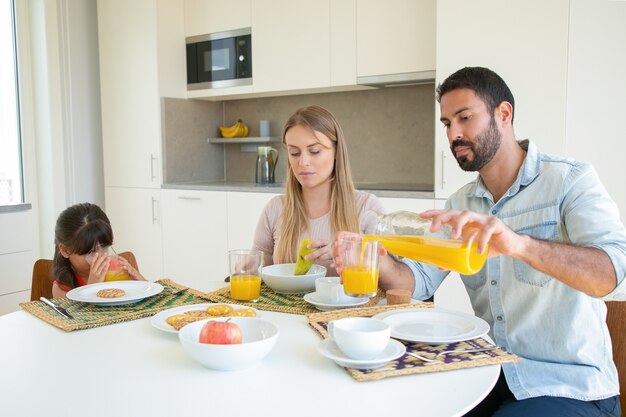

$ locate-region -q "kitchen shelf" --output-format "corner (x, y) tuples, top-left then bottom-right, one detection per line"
(208, 136), (281, 152)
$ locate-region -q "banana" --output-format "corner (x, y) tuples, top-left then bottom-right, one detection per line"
(219, 120), (249, 138)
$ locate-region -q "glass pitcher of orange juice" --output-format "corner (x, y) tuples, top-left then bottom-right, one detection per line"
(364, 211), (488, 275)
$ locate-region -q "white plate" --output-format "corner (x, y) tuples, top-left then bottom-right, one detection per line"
(303, 292), (369, 311)
(66, 281), (164, 306)
(151, 303), (260, 334)
(372, 308), (490, 344)
(317, 338), (406, 369)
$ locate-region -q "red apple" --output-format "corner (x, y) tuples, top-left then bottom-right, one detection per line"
(199, 319), (242, 345)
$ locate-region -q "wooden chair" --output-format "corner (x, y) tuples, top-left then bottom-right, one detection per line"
(30, 251), (138, 301)
(606, 301), (626, 412)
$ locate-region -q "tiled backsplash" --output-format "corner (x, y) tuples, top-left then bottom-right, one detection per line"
(162, 84), (435, 189)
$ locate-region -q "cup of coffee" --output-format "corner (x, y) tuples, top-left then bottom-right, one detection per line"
(327, 317), (390, 360)
(315, 277), (345, 304)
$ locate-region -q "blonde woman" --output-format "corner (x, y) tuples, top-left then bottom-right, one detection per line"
(252, 105), (383, 276)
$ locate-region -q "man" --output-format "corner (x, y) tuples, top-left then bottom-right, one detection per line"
(345, 67), (626, 416)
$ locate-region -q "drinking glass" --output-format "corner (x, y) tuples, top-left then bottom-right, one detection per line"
(228, 250), (263, 302)
(339, 238), (379, 297)
(85, 246), (130, 282)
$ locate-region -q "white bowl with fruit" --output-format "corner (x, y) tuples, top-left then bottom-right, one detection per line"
(261, 263), (327, 294)
(178, 317), (279, 371)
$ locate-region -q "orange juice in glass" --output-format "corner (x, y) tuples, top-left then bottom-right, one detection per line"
(339, 239), (379, 297)
(104, 256), (131, 282)
(229, 250), (263, 302)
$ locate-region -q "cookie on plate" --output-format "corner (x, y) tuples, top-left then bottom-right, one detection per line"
(207, 304), (234, 316)
(96, 288), (126, 298)
(166, 310), (211, 331)
(229, 307), (256, 317)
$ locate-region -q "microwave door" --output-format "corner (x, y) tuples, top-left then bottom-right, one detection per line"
(196, 38), (237, 83)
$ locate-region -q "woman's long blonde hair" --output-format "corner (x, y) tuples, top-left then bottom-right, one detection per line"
(275, 105), (359, 263)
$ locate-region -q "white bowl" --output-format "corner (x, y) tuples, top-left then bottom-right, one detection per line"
(261, 263), (327, 294)
(178, 317), (279, 371)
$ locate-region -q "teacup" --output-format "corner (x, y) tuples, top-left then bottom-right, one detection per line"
(327, 317), (390, 360)
(315, 277), (345, 304)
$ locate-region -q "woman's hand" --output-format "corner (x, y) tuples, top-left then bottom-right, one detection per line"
(118, 256), (146, 281)
(303, 239), (334, 263)
(87, 252), (109, 285)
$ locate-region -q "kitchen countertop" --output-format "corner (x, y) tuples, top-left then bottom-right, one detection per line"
(162, 181), (435, 199)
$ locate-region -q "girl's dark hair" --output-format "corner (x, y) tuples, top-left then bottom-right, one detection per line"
(436, 66), (515, 123)
(53, 203), (113, 289)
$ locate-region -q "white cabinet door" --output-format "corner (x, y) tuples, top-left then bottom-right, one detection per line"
(104, 187), (163, 281)
(356, 0), (435, 78)
(252, 0), (330, 93)
(161, 190), (229, 290)
(330, 0), (357, 87)
(434, 0), (569, 199)
(98, 0), (162, 189)
(227, 191), (281, 252)
(378, 197), (434, 214)
(183, 0), (251, 37)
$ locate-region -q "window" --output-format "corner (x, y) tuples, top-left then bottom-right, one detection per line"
(0, 0), (23, 205)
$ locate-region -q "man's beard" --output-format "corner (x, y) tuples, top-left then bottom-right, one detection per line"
(451, 119), (502, 172)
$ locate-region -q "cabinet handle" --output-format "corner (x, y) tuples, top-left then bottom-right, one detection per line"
(150, 154), (157, 182)
(441, 150), (447, 189)
(178, 196), (202, 201)
(151, 197), (159, 224)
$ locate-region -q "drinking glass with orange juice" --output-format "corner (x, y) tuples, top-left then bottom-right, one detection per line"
(228, 250), (263, 302)
(86, 246), (132, 282)
(339, 238), (380, 297)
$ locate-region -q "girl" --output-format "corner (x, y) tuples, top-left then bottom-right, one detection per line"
(51, 203), (145, 298)
(253, 105), (383, 276)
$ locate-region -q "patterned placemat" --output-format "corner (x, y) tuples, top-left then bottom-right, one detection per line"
(19, 279), (209, 332)
(202, 283), (385, 315)
(307, 304), (521, 382)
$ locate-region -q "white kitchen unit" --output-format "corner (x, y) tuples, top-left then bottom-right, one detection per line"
(98, 0), (185, 189)
(378, 197), (434, 214)
(0, 209), (34, 314)
(356, 0), (435, 81)
(226, 191), (281, 251)
(433, 0), (569, 198)
(183, 0), (251, 37)
(161, 189), (229, 290)
(251, 0), (330, 93)
(104, 187), (163, 282)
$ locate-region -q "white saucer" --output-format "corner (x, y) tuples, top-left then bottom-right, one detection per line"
(317, 338), (406, 369)
(303, 292), (369, 311)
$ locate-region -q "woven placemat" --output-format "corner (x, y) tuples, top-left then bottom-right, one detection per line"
(202, 283), (385, 315)
(307, 304), (521, 382)
(19, 279), (210, 332)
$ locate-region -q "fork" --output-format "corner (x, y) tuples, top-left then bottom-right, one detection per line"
(406, 346), (502, 363)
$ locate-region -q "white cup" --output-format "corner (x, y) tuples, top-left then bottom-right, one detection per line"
(259, 120), (270, 137)
(315, 276), (345, 304)
(327, 317), (390, 360)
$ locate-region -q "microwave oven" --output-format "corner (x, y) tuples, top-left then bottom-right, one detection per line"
(186, 28), (252, 90)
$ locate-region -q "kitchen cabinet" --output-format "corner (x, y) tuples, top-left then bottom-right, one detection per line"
(162, 190), (229, 290)
(433, 0), (569, 198)
(183, 0), (251, 38)
(356, 0), (435, 80)
(104, 187), (163, 281)
(226, 191), (281, 251)
(0, 209), (34, 314)
(251, 0), (331, 93)
(98, 0), (185, 189)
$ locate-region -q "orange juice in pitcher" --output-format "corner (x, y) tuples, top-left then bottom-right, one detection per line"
(365, 211), (487, 275)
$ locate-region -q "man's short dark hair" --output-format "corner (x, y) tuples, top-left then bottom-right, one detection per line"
(436, 67), (515, 123)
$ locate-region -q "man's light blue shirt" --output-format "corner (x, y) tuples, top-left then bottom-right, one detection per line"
(404, 140), (626, 400)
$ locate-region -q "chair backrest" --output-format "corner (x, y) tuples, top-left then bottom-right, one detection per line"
(30, 251), (139, 301)
(606, 301), (626, 412)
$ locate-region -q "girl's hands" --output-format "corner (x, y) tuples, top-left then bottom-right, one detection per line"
(117, 256), (146, 281)
(87, 252), (109, 284)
